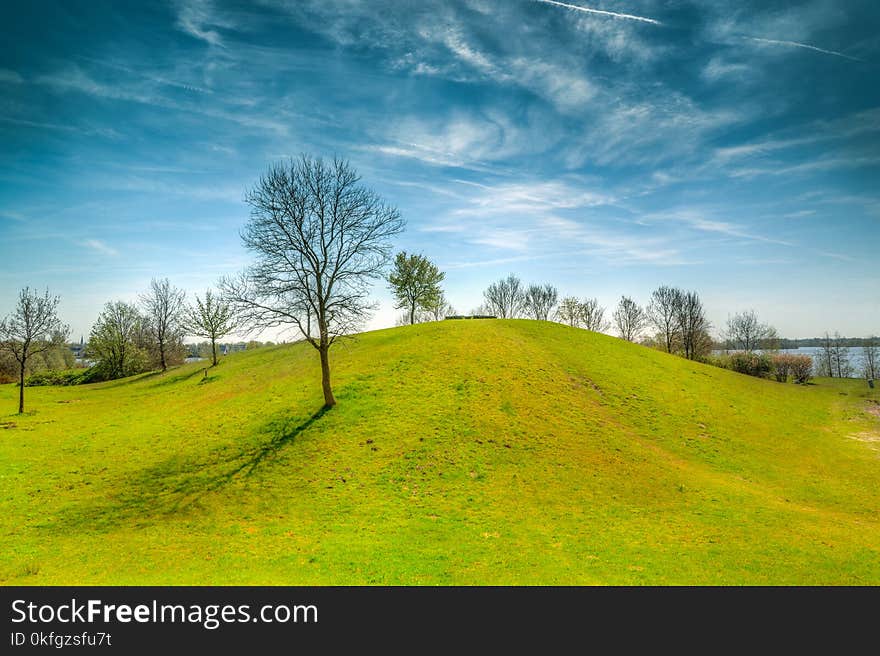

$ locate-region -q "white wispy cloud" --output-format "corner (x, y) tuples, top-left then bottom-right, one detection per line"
(365, 110), (557, 171)
(0, 114), (121, 138)
(83, 239), (119, 256)
(540, 216), (682, 263)
(745, 36), (863, 62)
(174, 0), (230, 47)
(701, 57), (750, 82)
(0, 68), (23, 84)
(0, 210), (27, 223)
(817, 250), (856, 262)
(644, 209), (793, 247)
(449, 180), (616, 216)
(564, 92), (748, 168)
(35, 64), (291, 136)
(533, 0), (662, 26)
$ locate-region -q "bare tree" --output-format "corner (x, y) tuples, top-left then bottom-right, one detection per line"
(0, 287), (68, 413)
(387, 252), (445, 325)
(427, 292), (455, 322)
(580, 297), (609, 333)
(831, 332), (852, 378)
(725, 310), (775, 352)
(183, 290), (237, 367)
(674, 290), (711, 360)
(522, 283), (558, 321)
(483, 274), (524, 319)
(613, 296), (646, 342)
(139, 278), (186, 372)
(556, 296), (582, 327)
(221, 155), (404, 408)
(647, 285), (683, 353)
(816, 332), (835, 377)
(863, 336), (879, 380)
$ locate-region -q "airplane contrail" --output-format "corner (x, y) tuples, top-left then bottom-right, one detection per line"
(747, 37), (863, 62)
(534, 0), (662, 26)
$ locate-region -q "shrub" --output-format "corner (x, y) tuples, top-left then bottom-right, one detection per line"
(728, 352), (772, 378)
(789, 355), (813, 384)
(24, 368), (98, 387)
(703, 353), (730, 370)
(771, 354), (796, 382)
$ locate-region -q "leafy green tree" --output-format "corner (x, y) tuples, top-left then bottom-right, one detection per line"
(0, 287), (69, 413)
(388, 252), (445, 325)
(87, 301), (148, 380)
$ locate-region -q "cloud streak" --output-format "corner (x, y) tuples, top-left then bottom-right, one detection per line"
(745, 37), (863, 62)
(533, 0), (662, 26)
(83, 239), (119, 256)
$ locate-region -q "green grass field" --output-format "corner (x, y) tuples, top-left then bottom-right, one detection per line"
(2, 320), (879, 584)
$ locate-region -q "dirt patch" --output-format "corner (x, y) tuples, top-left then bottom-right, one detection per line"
(0, 421), (16, 429)
(569, 374), (602, 395)
(866, 400), (880, 418)
(850, 431), (880, 454)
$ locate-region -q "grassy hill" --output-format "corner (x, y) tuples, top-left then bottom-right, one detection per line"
(2, 319), (879, 585)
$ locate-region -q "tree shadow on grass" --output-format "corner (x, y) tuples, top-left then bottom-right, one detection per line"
(43, 406), (330, 534)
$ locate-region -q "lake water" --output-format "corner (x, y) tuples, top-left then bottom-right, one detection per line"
(779, 347), (869, 377)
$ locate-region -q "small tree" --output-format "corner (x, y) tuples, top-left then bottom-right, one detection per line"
(580, 298), (609, 333)
(427, 292), (455, 322)
(522, 283), (558, 321)
(674, 290), (711, 360)
(816, 333), (835, 377)
(0, 287), (69, 413)
(387, 252), (445, 325)
(88, 301), (147, 380)
(556, 296), (582, 327)
(725, 310), (775, 353)
(647, 285), (683, 354)
(183, 290), (237, 367)
(613, 296), (646, 342)
(139, 278), (186, 372)
(863, 336), (879, 380)
(221, 155), (404, 408)
(831, 333), (852, 378)
(483, 274), (524, 319)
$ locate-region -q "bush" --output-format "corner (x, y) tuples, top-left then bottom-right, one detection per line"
(771, 354), (796, 382)
(728, 352), (772, 378)
(703, 353), (729, 369)
(789, 355), (813, 384)
(24, 368), (98, 387)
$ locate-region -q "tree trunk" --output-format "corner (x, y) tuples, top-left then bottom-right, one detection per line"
(211, 338), (218, 366)
(409, 303), (416, 325)
(319, 344), (336, 408)
(18, 360), (25, 414)
(160, 339), (167, 371)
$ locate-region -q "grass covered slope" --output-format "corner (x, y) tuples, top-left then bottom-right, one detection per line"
(2, 319), (879, 585)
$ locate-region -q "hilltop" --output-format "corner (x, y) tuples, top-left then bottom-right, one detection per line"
(2, 319), (879, 584)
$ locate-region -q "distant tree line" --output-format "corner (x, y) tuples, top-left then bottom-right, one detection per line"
(2, 153), (877, 415)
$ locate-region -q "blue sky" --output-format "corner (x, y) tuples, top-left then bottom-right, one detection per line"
(1, 0), (878, 340)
